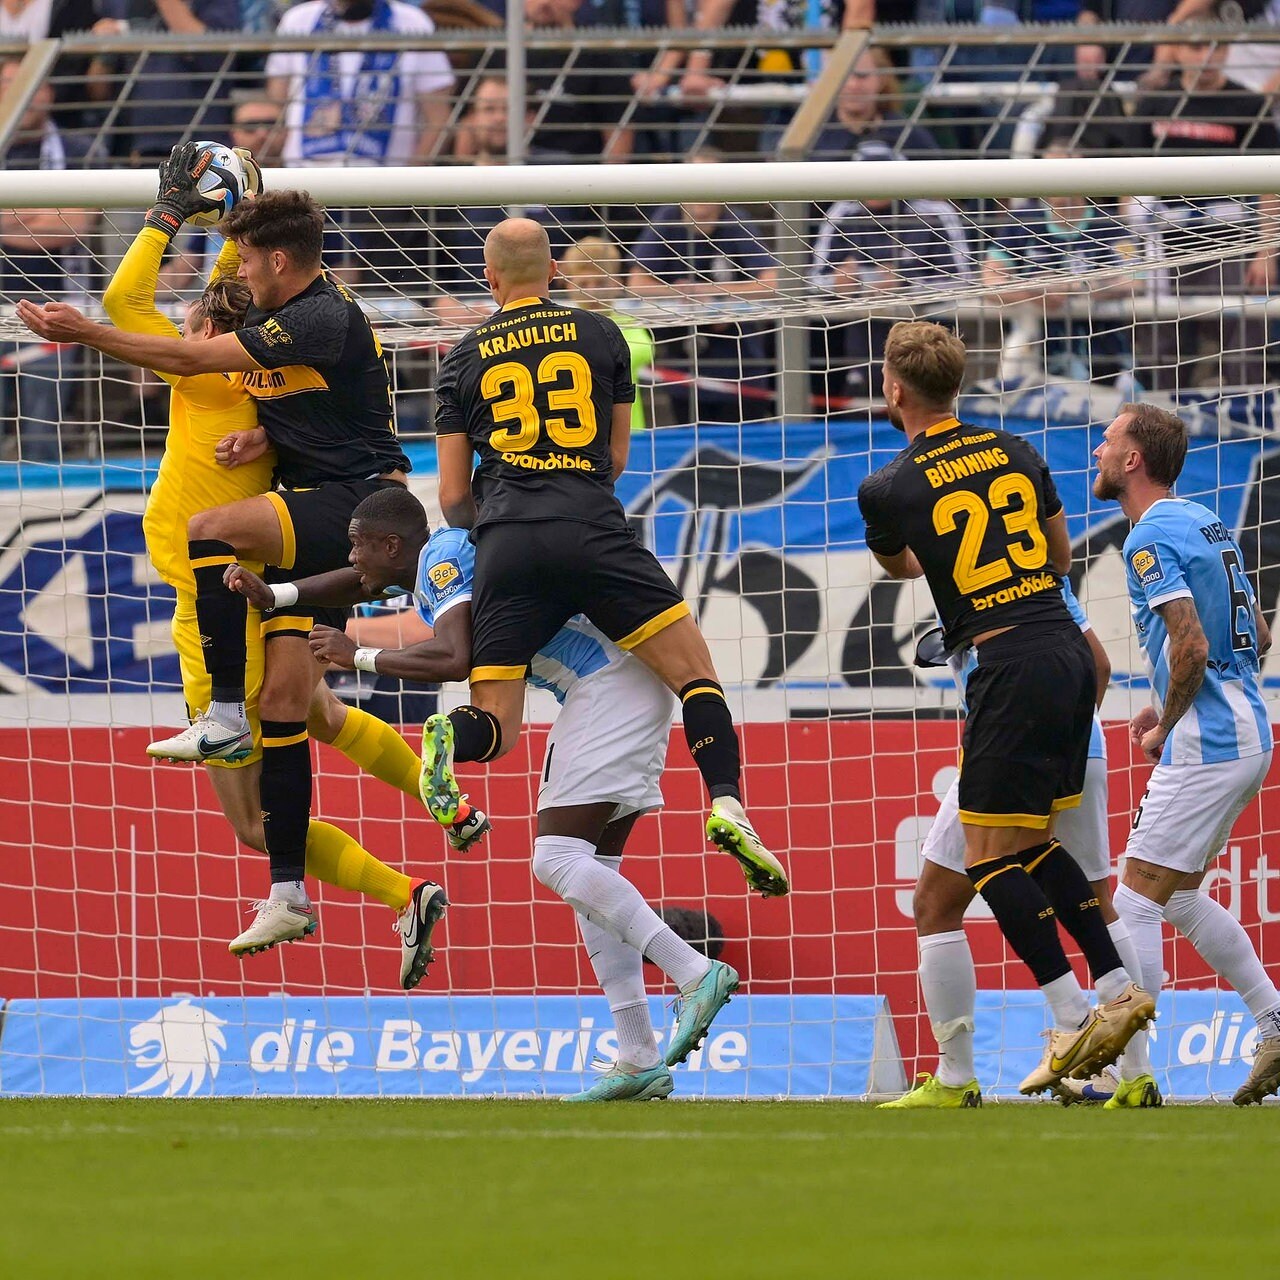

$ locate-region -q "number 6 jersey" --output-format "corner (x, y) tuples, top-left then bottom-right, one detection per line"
(857, 417), (1071, 649)
(434, 295), (636, 531)
(1124, 496), (1270, 766)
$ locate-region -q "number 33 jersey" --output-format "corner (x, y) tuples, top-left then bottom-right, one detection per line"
(1125, 497), (1270, 766)
(857, 418), (1071, 649)
(434, 295), (636, 531)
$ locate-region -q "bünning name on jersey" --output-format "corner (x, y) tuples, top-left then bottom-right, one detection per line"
(859, 422), (1070, 648)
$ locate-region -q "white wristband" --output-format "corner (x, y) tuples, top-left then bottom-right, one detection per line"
(354, 647), (382, 674)
(270, 582), (299, 609)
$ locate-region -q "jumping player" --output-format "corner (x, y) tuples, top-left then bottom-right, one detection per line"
(422, 217), (788, 901)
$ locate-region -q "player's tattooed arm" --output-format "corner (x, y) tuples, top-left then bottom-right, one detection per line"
(1141, 596), (1209, 762)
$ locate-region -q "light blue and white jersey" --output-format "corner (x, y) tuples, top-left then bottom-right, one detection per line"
(1124, 497), (1271, 766)
(411, 527), (620, 705)
(949, 579), (1105, 760)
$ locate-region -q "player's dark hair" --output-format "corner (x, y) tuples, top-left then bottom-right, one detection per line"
(884, 320), (966, 406)
(222, 190), (324, 269)
(1120, 402), (1188, 487)
(351, 485), (429, 537)
(193, 278), (252, 334)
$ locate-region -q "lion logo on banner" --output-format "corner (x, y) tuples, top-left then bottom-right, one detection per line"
(127, 999), (227, 1097)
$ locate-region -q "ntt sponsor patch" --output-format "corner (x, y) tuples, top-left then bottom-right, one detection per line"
(1130, 543), (1164, 587)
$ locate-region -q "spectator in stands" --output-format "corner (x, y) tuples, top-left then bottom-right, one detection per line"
(981, 140), (1140, 385)
(266, 0), (455, 165)
(628, 147), (779, 422)
(433, 75), (593, 324)
(522, 0), (633, 160)
(1075, 0), (1179, 82)
(0, 59), (95, 462)
(1125, 30), (1280, 388)
(802, 49), (939, 161)
(809, 144), (970, 398)
(85, 0), (241, 163)
(561, 236), (657, 430)
(0, 0), (97, 129)
(230, 92), (286, 169)
(679, 0), (873, 100)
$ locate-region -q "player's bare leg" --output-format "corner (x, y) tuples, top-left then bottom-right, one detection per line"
(149, 494), (286, 763)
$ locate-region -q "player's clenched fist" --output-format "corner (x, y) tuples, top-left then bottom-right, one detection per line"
(309, 624), (357, 669)
(222, 563), (275, 609)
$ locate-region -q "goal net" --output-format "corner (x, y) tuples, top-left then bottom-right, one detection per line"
(1, 155), (1277, 1099)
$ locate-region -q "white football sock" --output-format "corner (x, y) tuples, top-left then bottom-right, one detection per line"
(268, 879), (308, 907)
(574, 859), (661, 1070)
(533, 835), (709, 991)
(209, 699), (247, 729)
(1106, 917), (1146, 990)
(1112, 884), (1167, 1078)
(1041, 972), (1091, 1033)
(1164, 888), (1280, 1034)
(918, 930), (977, 1086)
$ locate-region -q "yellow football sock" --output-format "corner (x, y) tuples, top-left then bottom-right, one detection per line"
(331, 705), (421, 800)
(305, 820), (412, 911)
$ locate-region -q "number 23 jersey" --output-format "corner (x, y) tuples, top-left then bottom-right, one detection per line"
(857, 418), (1071, 649)
(434, 296), (636, 531)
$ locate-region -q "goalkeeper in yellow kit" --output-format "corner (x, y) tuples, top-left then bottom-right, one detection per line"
(110, 151), (447, 990)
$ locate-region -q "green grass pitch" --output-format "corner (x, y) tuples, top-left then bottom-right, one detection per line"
(1, 1098), (1276, 1278)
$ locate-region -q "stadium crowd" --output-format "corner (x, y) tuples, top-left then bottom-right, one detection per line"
(1, 0), (1279, 449)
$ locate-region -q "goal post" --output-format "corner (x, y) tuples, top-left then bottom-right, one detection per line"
(0, 156), (1277, 1098)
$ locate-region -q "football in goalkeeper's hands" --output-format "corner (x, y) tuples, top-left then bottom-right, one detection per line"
(188, 141), (249, 227)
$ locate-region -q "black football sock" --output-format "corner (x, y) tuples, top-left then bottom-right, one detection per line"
(448, 706), (503, 763)
(1023, 840), (1125, 984)
(189, 537), (246, 703)
(260, 720), (311, 884)
(966, 854), (1073, 987)
(679, 679), (741, 803)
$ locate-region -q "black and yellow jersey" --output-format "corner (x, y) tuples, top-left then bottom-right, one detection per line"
(434, 295), (636, 530)
(234, 274), (408, 488)
(857, 417), (1071, 649)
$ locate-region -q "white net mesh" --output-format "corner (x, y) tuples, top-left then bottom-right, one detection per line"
(1, 152), (1278, 1097)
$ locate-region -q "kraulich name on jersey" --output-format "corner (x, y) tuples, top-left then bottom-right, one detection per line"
(972, 572), (1058, 612)
(500, 451), (595, 471)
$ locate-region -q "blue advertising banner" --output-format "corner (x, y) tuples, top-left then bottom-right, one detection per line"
(0, 994), (884, 1099)
(1, 420), (1272, 698)
(973, 989), (1268, 1100)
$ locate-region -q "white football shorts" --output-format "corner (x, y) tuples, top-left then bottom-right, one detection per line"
(1123, 751), (1271, 875)
(922, 754), (1111, 882)
(538, 654), (676, 821)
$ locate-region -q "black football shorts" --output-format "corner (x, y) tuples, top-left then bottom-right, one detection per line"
(468, 519), (689, 681)
(959, 622), (1096, 829)
(261, 478), (405, 639)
